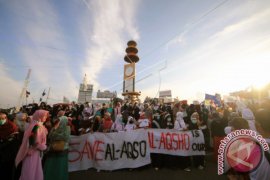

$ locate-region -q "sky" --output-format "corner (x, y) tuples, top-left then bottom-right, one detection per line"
(0, 0), (270, 107)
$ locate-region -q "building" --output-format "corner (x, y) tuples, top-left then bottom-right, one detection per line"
(159, 90), (173, 104)
(159, 90), (172, 98)
(97, 90), (117, 99)
(77, 74), (94, 104)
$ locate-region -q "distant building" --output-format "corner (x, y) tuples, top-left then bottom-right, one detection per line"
(77, 74), (93, 104)
(91, 98), (111, 105)
(159, 90), (173, 104)
(159, 90), (172, 98)
(97, 90), (117, 99)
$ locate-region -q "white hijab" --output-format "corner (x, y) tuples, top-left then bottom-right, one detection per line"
(174, 112), (186, 131)
(124, 116), (137, 131)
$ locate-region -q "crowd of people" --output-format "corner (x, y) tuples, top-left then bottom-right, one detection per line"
(0, 98), (270, 180)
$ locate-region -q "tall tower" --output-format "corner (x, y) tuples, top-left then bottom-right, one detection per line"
(122, 40), (141, 103)
(77, 74), (93, 104)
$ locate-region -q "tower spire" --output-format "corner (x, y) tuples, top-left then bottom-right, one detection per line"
(83, 74), (87, 91)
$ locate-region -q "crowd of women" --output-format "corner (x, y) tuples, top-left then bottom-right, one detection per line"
(0, 99), (270, 180)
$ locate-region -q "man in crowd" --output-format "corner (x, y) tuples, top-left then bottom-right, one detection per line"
(0, 112), (19, 180)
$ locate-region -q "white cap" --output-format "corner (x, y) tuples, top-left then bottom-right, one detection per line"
(224, 126), (232, 135)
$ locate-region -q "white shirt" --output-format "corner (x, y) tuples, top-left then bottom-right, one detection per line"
(249, 138), (270, 180)
(138, 118), (150, 128)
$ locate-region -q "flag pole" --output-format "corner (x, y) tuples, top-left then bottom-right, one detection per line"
(16, 69), (31, 112)
(46, 87), (51, 104)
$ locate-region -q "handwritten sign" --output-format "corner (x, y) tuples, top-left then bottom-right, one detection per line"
(68, 129), (205, 172)
(148, 129), (205, 156)
(68, 129), (150, 172)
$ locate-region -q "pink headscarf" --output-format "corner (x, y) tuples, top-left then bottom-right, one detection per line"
(32, 110), (49, 122)
(15, 110), (49, 167)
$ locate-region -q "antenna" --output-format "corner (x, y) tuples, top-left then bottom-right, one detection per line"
(83, 74), (88, 91)
(46, 87), (51, 104)
(16, 69), (31, 112)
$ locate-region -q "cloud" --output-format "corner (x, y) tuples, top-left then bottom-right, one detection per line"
(139, 5), (270, 101)
(81, 0), (140, 89)
(210, 8), (270, 42)
(8, 0), (79, 103)
(0, 61), (21, 108)
(1, 0), (140, 105)
(166, 32), (186, 50)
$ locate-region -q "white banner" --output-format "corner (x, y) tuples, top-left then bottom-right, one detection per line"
(68, 129), (150, 172)
(68, 129), (205, 172)
(148, 129), (205, 156)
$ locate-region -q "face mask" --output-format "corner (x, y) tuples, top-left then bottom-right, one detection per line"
(0, 119), (6, 125)
(191, 118), (197, 124)
(183, 111), (187, 118)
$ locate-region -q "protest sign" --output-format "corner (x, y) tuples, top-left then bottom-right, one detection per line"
(148, 129), (205, 156)
(68, 129), (150, 172)
(68, 129), (205, 172)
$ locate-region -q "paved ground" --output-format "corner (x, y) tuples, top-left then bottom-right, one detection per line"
(69, 153), (228, 180)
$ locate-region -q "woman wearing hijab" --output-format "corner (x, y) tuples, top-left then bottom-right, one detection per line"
(124, 116), (137, 131)
(13, 112), (28, 180)
(241, 108), (256, 131)
(186, 112), (205, 171)
(0, 112), (19, 180)
(102, 112), (113, 133)
(14, 113), (28, 134)
(44, 115), (70, 180)
(111, 115), (125, 132)
(211, 112), (227, 162)
(15, 110), (49, 180)
(170, 111), (188, 170)
(249, 109), (270, 180)
(138, 112), (151, 129)
(174, 111), (187, 131)
(225, 117), (250, 180)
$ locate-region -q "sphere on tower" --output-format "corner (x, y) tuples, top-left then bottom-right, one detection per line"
(124, 40), (139, 63)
